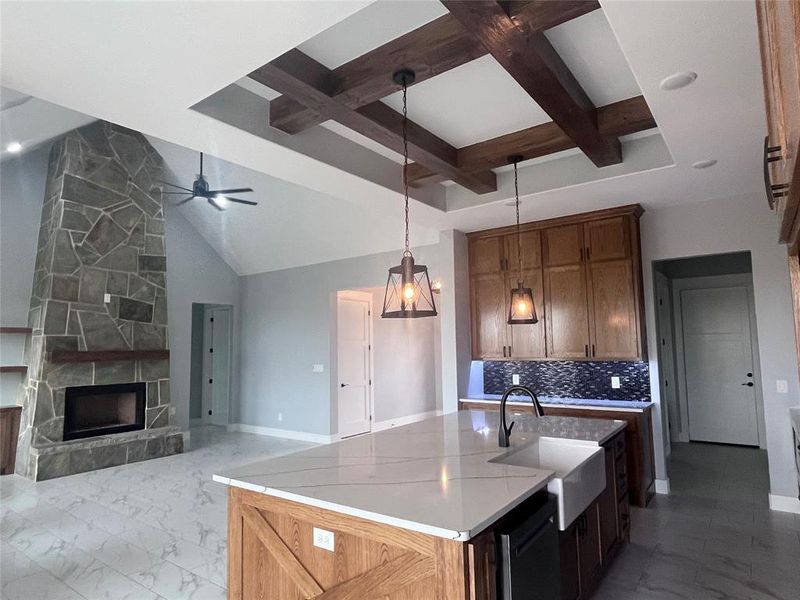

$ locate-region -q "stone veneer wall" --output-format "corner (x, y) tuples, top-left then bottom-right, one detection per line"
(15, 121), (182, 480)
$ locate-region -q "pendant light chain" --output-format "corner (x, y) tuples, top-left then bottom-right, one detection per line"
(514, 161), (523, 284)
(402, 79), (411, 257)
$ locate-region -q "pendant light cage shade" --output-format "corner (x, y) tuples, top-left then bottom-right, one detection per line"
(508, 282), (538, 325)
(382, 254), (437, 318)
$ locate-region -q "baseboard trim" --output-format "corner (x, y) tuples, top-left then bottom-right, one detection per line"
(227, 423), (334, 444)
(655, 478), (670, 495)
(768, 494), (800, 514)
(371, 410), (443, 432)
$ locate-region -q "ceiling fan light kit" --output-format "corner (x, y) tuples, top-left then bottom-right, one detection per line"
(382, 68), (438, 320)
(160, 152), (257, 211)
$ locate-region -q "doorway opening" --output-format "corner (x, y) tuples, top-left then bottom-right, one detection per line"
(333, 288), (441, 439)
(189, 303), (233, 428)
(653, 252), (766, 451)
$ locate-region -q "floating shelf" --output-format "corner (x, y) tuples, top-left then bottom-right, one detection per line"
(0, 366), (27, 374)
(0, 327), (32, 335)
(49, 350), (170, 364)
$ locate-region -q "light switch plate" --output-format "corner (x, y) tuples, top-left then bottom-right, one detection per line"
(103, 293), (111, 304)
(777, 380), (788, 394)
(611, 376), (621, 389)
(312, 364), (324, 373)
(313, 527), (335, 552)
(512, 374), (520, 385)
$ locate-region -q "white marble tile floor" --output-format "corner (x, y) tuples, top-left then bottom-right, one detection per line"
(0, 426), (311, 600)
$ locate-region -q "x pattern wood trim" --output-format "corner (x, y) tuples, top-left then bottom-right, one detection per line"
(255, 0), (654, 194)
(241, 503), (435, 600)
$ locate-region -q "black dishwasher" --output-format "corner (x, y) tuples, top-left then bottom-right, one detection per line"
(496, 493), (561, 600)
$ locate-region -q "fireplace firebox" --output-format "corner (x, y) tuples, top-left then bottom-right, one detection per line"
(63, 382), (146, 441)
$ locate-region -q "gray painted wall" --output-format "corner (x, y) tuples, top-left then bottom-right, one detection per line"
(640, 194), (800, 499)
(238, 243), (443, 435)
(165, 205), (240, 431)
(363, 287), (439, 423)
(0, 145), (49, 326)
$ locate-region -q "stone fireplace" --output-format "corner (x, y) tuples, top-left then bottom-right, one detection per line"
(15, 121), (183, 481)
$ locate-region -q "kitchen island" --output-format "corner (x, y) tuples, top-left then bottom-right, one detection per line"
(215, 411), (626, 599)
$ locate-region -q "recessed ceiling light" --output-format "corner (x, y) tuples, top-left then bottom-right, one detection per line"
(692, 159), (717, 169)
(659, 71), (698, 91)
(6, 141), (22, 153)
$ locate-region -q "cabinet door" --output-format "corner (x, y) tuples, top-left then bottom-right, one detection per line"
(559, 523), (580, 600)
(505, 229), (542, 272)
(470, 272), (508, 359)
(507, 268), (546, 359)
(578, 504), (602, 598)
(543, 224), (584, 267)
(587, 259), (639, 359)
(584, 217), (630, 262)
(544, 265), (590, 358)
(598, 445), (619, 561)
(470, 236), (504, 275)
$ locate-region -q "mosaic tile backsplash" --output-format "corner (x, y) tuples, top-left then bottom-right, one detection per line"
(483, 360), (651, 401)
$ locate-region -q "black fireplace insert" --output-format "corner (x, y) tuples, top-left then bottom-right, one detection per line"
(63, 382), (146, 441)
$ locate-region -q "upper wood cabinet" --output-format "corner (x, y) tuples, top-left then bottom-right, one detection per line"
(468, 205), (646, 361)
(757, 0), (800, 247)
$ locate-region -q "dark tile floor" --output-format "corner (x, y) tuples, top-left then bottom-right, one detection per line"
(594, 442), (800, 600)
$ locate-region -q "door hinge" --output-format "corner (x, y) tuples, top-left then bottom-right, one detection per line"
(659, 298), (663, 306)
(208, 409), (212, 415)
(209, 378), (213, 384)
(209, 348), (213, 353)
(368, 310), (371, 316)
(665, 380), (669, 387)
(369, 379), (372, 386)
(368, 344), (371, 351)
(210, 317), (214, 322)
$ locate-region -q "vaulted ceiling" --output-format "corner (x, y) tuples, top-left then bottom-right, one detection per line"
(0, 0), (768, 273)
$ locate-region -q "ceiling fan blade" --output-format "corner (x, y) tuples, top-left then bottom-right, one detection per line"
(157, 180), (194, 193)
(174, 196), (195, 206)
(207, 197), (225, 211)
(226, 198), (258, 206)
(208, 188), (253, 195)
(161, 191), (196, 194)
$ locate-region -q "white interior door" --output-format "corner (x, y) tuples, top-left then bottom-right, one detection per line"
(206, 306), (231, 427)
(681, 287), (758, 446)
(337, 293), (372, 438)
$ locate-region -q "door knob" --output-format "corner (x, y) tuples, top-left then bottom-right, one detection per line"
(747, 372), (753, 377)
(340, 383), (348, 388)
(741, 382), (754, 387)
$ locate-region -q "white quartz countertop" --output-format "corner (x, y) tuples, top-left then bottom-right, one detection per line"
(214, 411), (626, 541)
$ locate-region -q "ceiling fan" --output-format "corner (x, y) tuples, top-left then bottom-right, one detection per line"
(160, 152), (256, 211)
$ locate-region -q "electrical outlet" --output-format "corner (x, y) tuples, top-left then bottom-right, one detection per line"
(512, 374), (520, 385)
(313, 527), (335, 552)
(278, 412), (283, 422)
(103, 293), (111, 303)
(312, 364), (324, 373)
(611, 376), (621, 389)
(776, 380), (788, 394)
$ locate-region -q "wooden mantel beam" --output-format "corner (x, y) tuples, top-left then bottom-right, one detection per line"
(269, 1), (600, 134)
(251, 50), (497, 194)
(407, 95), (656, 186)
(442, 0), (622, 168)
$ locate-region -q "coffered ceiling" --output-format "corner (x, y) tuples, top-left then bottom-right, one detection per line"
(0, 0), (769, 274)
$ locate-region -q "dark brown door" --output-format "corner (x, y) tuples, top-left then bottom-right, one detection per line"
(544, 264), (590, 358)
(598, 445), (619, 561)
(559, 522), (580, 600)
(578, 504), (602, 597)
(584, 217), (631, 262)
(543, 224), (584, 267)
(470, 271), (508, 359)
(506, 268), (546, 359)
(587, 259), (639, 359)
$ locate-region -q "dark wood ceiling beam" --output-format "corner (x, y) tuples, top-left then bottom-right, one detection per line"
(441, 0), (622, 168)
(269, 1), (600, 134)
(251, 50), (497, 194)
(407, 95), (656, 186)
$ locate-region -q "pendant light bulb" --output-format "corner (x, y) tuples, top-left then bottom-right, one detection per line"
(381, 70), (437, 319)
(507, 156), (538, 326)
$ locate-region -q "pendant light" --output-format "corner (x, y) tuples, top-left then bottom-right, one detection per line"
(381, 69), (437, 319)
(507, 156), (538, 325)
